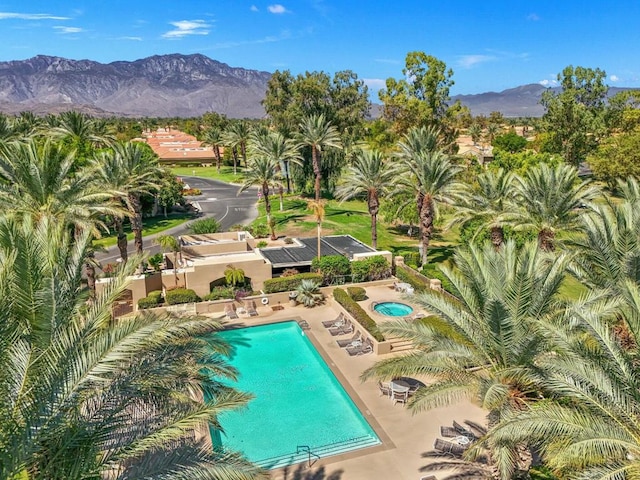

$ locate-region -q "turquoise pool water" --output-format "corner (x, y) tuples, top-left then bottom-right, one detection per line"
(373, 302), (414, 317)
(210, 321), (380, 469)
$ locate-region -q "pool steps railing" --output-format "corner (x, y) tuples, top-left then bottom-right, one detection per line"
(295, 445), (320, 467)
(256, 434), (380, 469)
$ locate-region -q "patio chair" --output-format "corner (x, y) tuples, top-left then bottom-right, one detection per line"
(433, 438), (466, 456)
(440, 426), (458, 438)
(346, 337), (373, 356)
(392, 389), (408, 406)
(377, 380), (391, 398)
(336, 330), (361, 347)
(224, 304), (238, 320)
(246, 300), (259, 317)
(453, 420), (476, 439)
(322, 312), (345, 328)
(328, 323), (354, 336)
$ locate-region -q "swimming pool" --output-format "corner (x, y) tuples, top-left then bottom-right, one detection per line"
(209, 321), (380, 469)
(373, 302), (414, 317)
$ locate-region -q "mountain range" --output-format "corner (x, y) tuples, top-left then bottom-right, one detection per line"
(0, 53), (634, 118)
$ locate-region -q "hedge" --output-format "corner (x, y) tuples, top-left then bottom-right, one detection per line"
(202, 286), (235, 301)
(263, 272), (323, 294)
(346, 286), (367, 301)
(351, 255), (392, 283)
(165, 288), (200, 305)
(396, 263), (456, 295)
(138, 290), (163, 309)
(311, 255), (351, 284)
(333, 288), (384, 342)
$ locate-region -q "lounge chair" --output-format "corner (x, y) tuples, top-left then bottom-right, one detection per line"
(346, 337), (373, 356)
(453, 420), (476, 439)
(336, 330), (361, 347)
(433, 438), (466, 456)
(224, 304), (238, 320)
(440, 426), (458, 438)
(392, 389), (408, 405)
(377, 380), (391, 397)
(246, 300), (259, 317)
(322, 313), (345, 328)
(328, 322), (354, 336)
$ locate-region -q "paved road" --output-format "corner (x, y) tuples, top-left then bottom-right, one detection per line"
(97, 176), (258, 263)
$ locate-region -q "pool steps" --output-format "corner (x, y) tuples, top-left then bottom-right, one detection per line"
(256, 434), (380, 469)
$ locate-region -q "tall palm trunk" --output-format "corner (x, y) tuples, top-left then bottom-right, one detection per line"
(278, 185), (284, 211)
(115, 217), (128, 262)
(263, 184), (276, 240)
(317, 221), (322, 259)
(232, 147), (238, 175)
(85, 251), (96, 299)
(490, 225), (505, 249)
(418, 193), (434, 265)
(173, 251), (179, 287)
(368, 192), (380, 250)
(215, 146), (221, 172)
(312, 147), (321, 202)
(241, 143), (247, 168)
(128, 193), (144, 255)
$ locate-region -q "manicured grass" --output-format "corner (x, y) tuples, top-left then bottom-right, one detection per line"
(170, 165), (247, 184)
(93, 213), (194, 248)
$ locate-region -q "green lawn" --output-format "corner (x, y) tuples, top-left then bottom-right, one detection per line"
(170, 165), (247, 185)
(93, 213), (194, 248)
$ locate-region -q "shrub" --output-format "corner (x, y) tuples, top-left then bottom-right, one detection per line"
(395, 264), (429, 294)
(281, 268), (299, 277)
(229, 223), (248, 232)
(351, 256), (391, 283)
(203, 286), (235, 301)
(138, 290), (163, 309)
(148, 253), (164, 272)
(188, 218), (221, 234)
(182, 188), (202, 196)
(399, 250), (421, 268)
(249, 223), (270, 238)
(421, 263), (456, 294)
(347, 286), (367, 301)
(165, 288), (200, 305)
(256, 240), (268, 248)
(333, 288), (384, 341)
(263, 273), (324, 294)
(311, 255), (351, 285)
(102, 262), (118, 278)
(295, 279), (325, 307)
(284, 237), (294, 244)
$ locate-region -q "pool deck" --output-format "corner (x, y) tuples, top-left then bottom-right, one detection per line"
(208, 282), (487, 480)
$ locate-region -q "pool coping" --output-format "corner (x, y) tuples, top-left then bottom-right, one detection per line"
(217, 316), (396, 472)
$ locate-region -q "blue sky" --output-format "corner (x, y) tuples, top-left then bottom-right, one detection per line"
(1, 1), (639, 96)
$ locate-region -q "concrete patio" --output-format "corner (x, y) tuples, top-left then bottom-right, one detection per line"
(208, 282), (487, 480)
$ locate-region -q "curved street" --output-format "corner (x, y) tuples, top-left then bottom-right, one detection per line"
(97, 176), (259, 263)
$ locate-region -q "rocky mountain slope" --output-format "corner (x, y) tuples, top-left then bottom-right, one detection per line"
(0, 54), (271, 118)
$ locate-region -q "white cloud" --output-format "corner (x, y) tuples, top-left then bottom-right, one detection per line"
(250, 5), (259, 12)
(539, 79), (559, 87)
(374, 58), (401, 65)
(363, 78), (386, 91)
(268, 4), (288, 14)
(527, 13), (540, 21)
(457, 54), (495, 69)
(118, 36), (142, 41)
(0, 12), (69, 20)
(54, 26), (84, 34)
(162, 20), (210, 38)
(610, 74), (620, 82)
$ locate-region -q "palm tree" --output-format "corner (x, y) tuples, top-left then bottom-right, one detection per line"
(249, 130), (302, 197)
(308, 200), (325, 259)
(224, 264), (246, 287)
(467, 123), (484, 146)
(0, 218), (263, 480)
(0, 138), (121, 236)
(335, 148), (393, 249)
(506, 163), (600, 251)
(92, 142), (162, 259)
(201, 126), (225, 172)
(156, 234), (181, 287)
(362, 241), (569, 423)
(238, 155), (281, 240)
(224, 121), (251, 174)
(297, 114), (342, 202)
(50, 110), (113, 159)
(452, 168), (517, 248)
(484, 281), (640, 480)
(392, 127), (463, 265)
